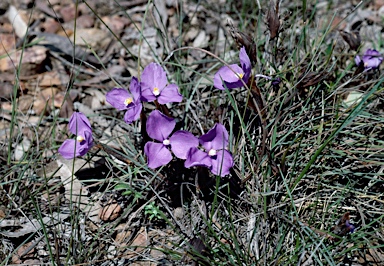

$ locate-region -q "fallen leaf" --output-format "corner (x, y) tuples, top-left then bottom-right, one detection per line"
(59, 3), (77, 22)
(0, 80), (13, 100)
(13, 138), (31, 161)
(0, 46), (48, 76)
(76, 14), (95, 28)
(7, 5), (28, 38)
(115, 225), (132, 245)
(100, 15), (130, 35)
(99, 199), (122, 221)
(53, 90), (79, 108)
(0, 212), (70, 238)
(125, 227), (149, 258)
(343, 91), (363, 107)
(152, 0), (168, 31)
(0, 33), (16, 55)
(70, 28), (109, 48)
(33, 87), (60, 115)
(12, 241), (35, 264)
(267, 0), (280, 39)
(339, 30), (361, 51)
(39, 17), (61, 33)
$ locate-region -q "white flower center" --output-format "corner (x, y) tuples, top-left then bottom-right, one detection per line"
(124, 97), (133, 106)
(153, 87), (160, 96)
(208, 149), (217, 156)
(163, 139), (170, 146)
(76, 135), (85, 142)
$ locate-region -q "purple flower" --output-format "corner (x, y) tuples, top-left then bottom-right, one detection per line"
(355, 49), (383, 70)
(144, 110), (198, 169)
(58, 112), (93, 159)
(345, 220), (355, 233)
(106, 77), (142, 124)
(140, 63), (183, 104)
(213, 46), (252, 90)
(272, 77), (281, 86)
(185, 124), (233, 177)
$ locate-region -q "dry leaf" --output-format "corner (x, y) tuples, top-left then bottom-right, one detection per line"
(76, 14), (95, 28)
(12, 242), (35, 264)
(125, 227), (149, 258)
(13, 138), (31, 161)
(339, 30), (361, 51)
(152, 0), (168, 30)
(39, 17), (61, 33)
(0, 33), (16, 55)
(228, 23), (257, 65)
(356, 246), (384, 264)
(0, 46), (48, 76)
(59, 3), (77, 22)
(32, 90), (56, 115)
(0, 212), (70, 238)
(100, 15), (130, 35)
(36, 71), (63, 87)
(267, 0), (280, 39)
(7, 5), (28, 38)
(115, 226), (132, 245)
(70, 28), (109, 48)
(193, 31), (208, 48)
(53, 90), (79, 108)
(99, 199), (122, 221)
(0, 80), (13, 100)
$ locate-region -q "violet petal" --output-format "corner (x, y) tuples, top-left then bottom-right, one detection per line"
(184, 147), (212, 168)
(146, 110), (175, 142)
(58, 132), (92, 159)
(140, 87), (157, 102)
(157, 84), (183, 104)
(239, 46), (252, 83)
(365, 49), (380, 57)
(130, 76), (141, 101)
(141, 63), (168, 101)
(345, 220), (355, 233)
(144, 141), (172, 169)
(169, 130), (199, 159)
(58, 139), (77, 159)
(210, 149), (233, 177)
(199, 124), (229, 151)
(364, 57), (382, 68)
(213, 64), (245, 90)
(106, 88), (132, 110)
(68, 112), (92, 136)
(124, 102), (142, 124)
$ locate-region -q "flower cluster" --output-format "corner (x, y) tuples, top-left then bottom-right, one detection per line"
(57, 46), (289, 176)
(143, 110), (233, 176)
(60, 48), (275, 176)
(106, 63), (182, 124)
(105, 62), (235, 176)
